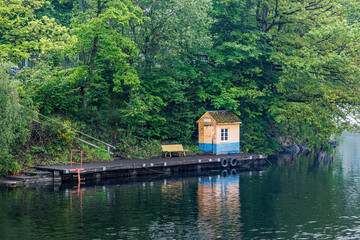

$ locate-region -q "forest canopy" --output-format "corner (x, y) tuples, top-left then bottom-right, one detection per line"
(1, 0), (360, 170)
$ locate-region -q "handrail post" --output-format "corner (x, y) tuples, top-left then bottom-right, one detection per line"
(107, 145), (110, 156)
(71, 150), (83, 168)
(80, 150), (83, 168)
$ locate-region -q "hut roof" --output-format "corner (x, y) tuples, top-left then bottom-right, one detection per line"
(206, 111), (241, 124)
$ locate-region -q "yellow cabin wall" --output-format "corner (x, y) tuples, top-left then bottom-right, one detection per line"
(198, 122), (216, 144)
(198, 123), (240, 144)
(214, 124), (239, 144)
(198, 112), (217, 144)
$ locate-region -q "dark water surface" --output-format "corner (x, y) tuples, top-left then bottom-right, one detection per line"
(1, 132), (360, 239)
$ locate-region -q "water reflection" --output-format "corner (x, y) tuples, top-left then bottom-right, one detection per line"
(336, 131), (360, 177)
(332, 131), (360, 238)
(197, 173), (242, 239)
(276, 149), (334, 168)
(6, 133), (360, 240)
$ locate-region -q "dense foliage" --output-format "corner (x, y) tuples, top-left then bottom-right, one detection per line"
(0, 64), (36, 174)
(1, 0), (360, 174)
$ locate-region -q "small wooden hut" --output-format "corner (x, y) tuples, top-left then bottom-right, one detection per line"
(197, 111), (242, 155)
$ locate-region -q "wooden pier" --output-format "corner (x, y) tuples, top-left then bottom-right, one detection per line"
(35, 153), (268, 182)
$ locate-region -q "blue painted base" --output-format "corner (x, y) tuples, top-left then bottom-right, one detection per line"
(199, 142), (240, 155)
(199, 143), (213, 153)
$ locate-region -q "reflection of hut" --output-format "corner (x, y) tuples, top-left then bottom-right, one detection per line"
(197, 111), (241, 155)
(197, 176), (242, 239)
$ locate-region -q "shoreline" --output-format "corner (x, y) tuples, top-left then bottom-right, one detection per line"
(1, 153), (269, 187)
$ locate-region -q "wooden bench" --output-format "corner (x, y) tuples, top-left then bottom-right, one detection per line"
(161, 144), (188, 157)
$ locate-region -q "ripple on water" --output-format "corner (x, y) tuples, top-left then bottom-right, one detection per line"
(308, 221), (317, 224)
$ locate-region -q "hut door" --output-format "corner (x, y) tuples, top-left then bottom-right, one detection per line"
(203, 125), (215, 154)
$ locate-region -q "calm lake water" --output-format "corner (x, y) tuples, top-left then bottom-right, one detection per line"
(1, 132), (360, 239)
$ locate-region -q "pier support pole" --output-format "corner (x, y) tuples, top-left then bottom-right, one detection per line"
(53, 171), (62, 183)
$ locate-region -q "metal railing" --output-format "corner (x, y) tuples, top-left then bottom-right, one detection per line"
(33, 114), (116, 156)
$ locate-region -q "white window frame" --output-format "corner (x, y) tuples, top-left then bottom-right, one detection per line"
(221, 128), (229, 142)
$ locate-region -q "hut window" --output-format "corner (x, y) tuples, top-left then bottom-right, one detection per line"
(221, 128), (228, 141)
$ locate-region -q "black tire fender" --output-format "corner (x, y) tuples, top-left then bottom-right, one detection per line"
(221, 169), (228, 177)
(230, 158), (238, 167)
(221, 158), (229, 168)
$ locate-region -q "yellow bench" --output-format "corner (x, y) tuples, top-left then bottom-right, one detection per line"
(161, 144), (188, 157)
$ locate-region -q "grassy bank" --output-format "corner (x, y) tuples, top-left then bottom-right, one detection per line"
(1, 119), (201, 176)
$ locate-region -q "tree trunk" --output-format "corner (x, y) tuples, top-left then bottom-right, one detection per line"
(262, 5), (268, 32)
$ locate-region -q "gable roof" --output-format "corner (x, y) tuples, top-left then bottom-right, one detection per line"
(197, 111), (241, 124)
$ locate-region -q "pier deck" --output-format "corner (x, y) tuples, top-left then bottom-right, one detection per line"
(35, 153), (268, 182)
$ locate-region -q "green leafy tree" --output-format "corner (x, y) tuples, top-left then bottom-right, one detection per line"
(261, 0), (360, 149)
(194, 0), (280, 154)
(197, 0), (360, 153)
(27, 63), (82, 115)
(124, 0), (213, 141)
(0, 0), (73, 62)
(0, 64), (36, 175)
(36, 0), (75, 28)
(68, 0), (143, 110)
